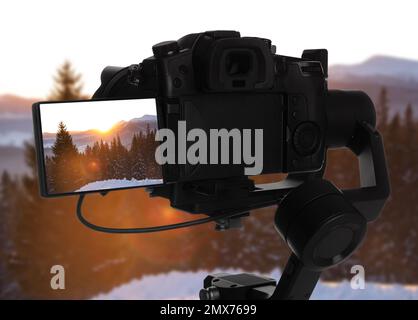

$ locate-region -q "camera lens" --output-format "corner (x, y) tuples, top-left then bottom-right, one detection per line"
(225, 51), (252, 76)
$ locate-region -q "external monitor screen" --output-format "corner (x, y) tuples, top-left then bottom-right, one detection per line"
(35, 99), (163, 195)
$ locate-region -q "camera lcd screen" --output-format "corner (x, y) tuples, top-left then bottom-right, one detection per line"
(33, 99), (163, 196)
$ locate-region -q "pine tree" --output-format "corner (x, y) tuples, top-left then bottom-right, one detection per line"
(0, 171), (22, 298)
(51, 122), (78, 161)
(99, 140), (110, 180)
(404, 103), (415, 139)
(402, 103), (417, 182)
(1, 171), (13, 206)
(129, 133), (146, 180)
(144, 129), (161, 179)
(109, 136), (129, 179)
(376, 87), (389, 131)
(0, 170), (16, 248)
(389, 114), (401, 145)
(92, 141), (100, 157)
(48, 61), (87, 101)
(84, 145), (93, 158)
(49, 121), (81, 192)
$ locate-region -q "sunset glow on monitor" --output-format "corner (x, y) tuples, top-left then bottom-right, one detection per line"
(38, 99), (163, 195)
(40, 99), (158, 133)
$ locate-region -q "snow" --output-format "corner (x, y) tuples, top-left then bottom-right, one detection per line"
(76, 178), (163, 192)
(92, 269), (418, 300)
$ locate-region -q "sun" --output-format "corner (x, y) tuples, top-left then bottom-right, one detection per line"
(91, 113), (122, 133)
(96, 126), (111, 133)
(94, 120), (115, 133)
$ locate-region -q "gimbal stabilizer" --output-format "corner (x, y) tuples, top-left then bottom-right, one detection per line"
(152, 108), (390, 300)
(197, 119), (390, 300)
(81, 31), (390, 300)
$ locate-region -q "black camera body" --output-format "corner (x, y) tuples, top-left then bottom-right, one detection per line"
(94, 31), (379, 216)
(96, 31), (334, 183)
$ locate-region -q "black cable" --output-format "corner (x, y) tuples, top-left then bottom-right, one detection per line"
(76, 194), (247, 234)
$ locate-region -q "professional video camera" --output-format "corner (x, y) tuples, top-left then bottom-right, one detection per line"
(32, 30), (390, 300)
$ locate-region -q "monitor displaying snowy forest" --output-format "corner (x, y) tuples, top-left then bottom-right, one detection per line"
(38, 99), (163, 195)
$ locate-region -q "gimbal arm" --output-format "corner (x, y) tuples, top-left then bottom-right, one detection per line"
(270, 253), (321, 299)
(270, 93), (391, 300)
(344, 122), (390, 221)
(325, 90), (390, 221)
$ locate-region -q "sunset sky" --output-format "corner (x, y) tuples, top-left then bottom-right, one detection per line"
(40, 99), (157, 133)
(1, 0), (417, 97)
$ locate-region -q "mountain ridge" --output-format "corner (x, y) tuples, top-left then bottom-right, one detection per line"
(0, 94), (38, 115)
(329, 55), (418, 81)
(43, 114), (157, 135)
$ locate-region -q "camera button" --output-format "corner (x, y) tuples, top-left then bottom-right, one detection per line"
(289, 95), (308, 122)
(179, 65), (189, 75)
(293, 122), (321, 156)
(173, 77), (182, 88)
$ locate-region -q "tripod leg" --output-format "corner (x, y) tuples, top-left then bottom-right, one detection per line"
(270, 253), (321, 300)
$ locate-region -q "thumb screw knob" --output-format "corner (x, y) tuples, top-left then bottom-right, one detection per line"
(199, 286), (220, 300)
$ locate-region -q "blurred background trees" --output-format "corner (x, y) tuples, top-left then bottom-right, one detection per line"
(48, 61), (88, 101)
(0, 61), (418, 298)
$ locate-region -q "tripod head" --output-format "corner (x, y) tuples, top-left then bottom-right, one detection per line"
(83, 30), (390, 299)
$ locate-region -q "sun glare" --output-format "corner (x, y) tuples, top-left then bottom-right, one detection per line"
(92, 117), (118, 133)
(40, 99), (157, 133)
(96, 123), (113, 133)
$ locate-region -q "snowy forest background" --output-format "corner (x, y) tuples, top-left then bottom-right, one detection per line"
(0, 59), (418, 299)
(43, 119), (161, 194)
